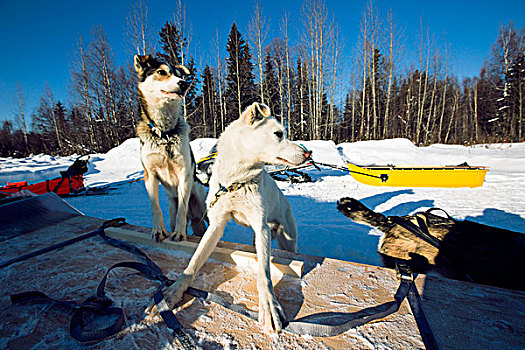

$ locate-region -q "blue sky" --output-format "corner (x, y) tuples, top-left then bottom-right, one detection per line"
(0, 0), (524, 127)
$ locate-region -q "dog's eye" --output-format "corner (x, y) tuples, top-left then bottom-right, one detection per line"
(157, 69), (168, 76)
(274, 131), (284, 139)
(174, 68), (184, 78)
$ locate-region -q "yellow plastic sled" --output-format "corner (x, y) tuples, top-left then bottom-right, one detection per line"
(346, 162), (489, 188)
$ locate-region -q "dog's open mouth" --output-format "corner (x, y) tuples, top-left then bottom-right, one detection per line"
(161, 90), (183, 99)
(275, 157), (300, 166)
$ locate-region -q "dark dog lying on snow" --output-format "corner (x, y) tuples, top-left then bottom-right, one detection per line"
(337, 197), (525, 291)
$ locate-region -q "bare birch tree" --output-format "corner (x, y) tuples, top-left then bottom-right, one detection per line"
(213, 27), (226, 133)
(70, 35), (96, 150)
(382, 10), (404, 139)
(415, 19), (431, 145)
(437, 42), (450, 143)
(90, 26), (119, 144)
(327, 25), (344, 140)
(301, 0), (337, 139)
(14, 83), (29, 151)
(125, 0), (155, 55)
(356, 1), (370, 139)
(45, 84), (63, 153)
(173, 0), (193, 117)
(248, 0), (269, 104)
(280, 12), (293, 138)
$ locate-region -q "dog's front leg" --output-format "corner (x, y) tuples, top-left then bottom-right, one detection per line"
(146, 212), (230, 315)
(337, 197), (392, 231)
(144, 169), (168, 241)
(253, 221), (286, 333)
(169, 170), (192, 241)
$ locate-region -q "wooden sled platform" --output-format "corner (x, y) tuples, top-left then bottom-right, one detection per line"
(1, 194), (524, 349)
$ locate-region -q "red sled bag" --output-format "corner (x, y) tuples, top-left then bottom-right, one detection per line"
(0, 175), (85, 197)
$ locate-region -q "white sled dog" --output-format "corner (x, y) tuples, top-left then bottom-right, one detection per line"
(149, 102), (308, 332)
(134, 54), (207, 242)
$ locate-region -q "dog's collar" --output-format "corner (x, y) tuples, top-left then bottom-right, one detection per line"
(208, 181), (256, 209)
(148, 121), (178, 140)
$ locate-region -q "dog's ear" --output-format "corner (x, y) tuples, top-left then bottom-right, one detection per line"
(134, 55), (151, 74)
(241, 102), (271, 125)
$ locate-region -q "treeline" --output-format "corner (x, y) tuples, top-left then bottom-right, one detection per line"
(2, 0), (524, 157)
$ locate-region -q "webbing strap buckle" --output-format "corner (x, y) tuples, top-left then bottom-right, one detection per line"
(395, 262), (413, 282)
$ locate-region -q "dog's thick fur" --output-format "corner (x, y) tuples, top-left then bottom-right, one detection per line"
(337, 197), (525, 291)
(134, 55), (207, 241)
(149, 102), (307, 332)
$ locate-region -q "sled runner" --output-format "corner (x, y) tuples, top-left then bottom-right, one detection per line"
(346, 162), (489, 188)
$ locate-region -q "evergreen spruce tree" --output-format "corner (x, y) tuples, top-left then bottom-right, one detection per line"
(158, 21), (184, 66)
(263, 50), (280, 117)
(158, 21), (199, 127)
(201, 65), (219, 137)
(224, 22), (257, 125)
(342, 93), (353, 142)
(291, 57), (310, 140)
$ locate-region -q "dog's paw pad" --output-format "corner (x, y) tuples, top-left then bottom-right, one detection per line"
(169, 232), (187, 241)
(152, 230), (170, 242)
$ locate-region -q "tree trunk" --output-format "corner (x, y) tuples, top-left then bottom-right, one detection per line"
(248, 0), (267, 104)
(15, 84), (29, 152)
(281, 13), (293, 139)
(474, 83), (479, 143)
(444, 90), (459, 143)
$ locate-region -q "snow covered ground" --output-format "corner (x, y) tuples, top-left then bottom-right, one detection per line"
(1, 138), (524, 267)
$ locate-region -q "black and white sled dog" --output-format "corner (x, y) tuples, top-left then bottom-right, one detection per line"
(134, 55), (207, 241)
(148, 102), (309, 332)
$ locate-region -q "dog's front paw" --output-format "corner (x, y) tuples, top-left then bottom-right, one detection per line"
(151, 228), (170, 242)
(151, 219), (170, 242)
(337, 197), (370, 218)
(169, 231), (187, 241)
(145, 275), (191, 316)
(258, 290), (286, 333)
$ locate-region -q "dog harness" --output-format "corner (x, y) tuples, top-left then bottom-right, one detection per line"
(208, 181), (256, 208)
(147, 121), (180, 141)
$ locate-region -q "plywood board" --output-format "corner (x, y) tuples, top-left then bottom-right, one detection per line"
(2, 197), (523, 350)
(105, 226), (304, 278)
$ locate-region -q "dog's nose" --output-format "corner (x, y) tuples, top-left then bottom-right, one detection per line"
(298, 144), (311, 157)
(179, 80), (189, 92)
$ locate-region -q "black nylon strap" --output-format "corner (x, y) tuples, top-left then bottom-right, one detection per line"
(0, 218), (127, 270)
(389, 216), (442, 249)
(98, 229), (166, 281)
(51, 176), (67, 193)
(70, 304), (125, 343)
(9, 218), (200, 349)
(92, 231), (200, 349)
(95, 229), (417, 339)
(11, 290), (125, 343)
(0, 228), (102, 269)
(154, 283), (201, 350)
(282, 278), (411, 336)
(9, 217), (421, 344)
(407, 282), (439, 350)
(11, 290), (79, 309)
(185, 287), (259, 321)
(425, 207), (453, 220)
